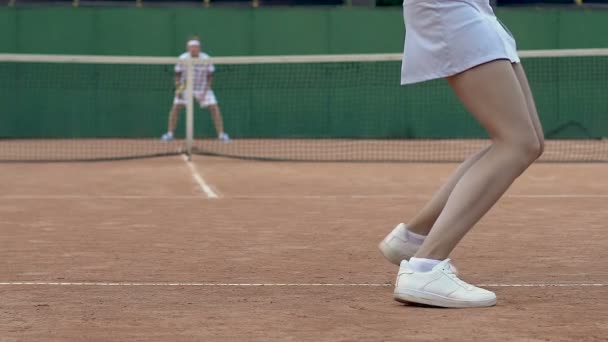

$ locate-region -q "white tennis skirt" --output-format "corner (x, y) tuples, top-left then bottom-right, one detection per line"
(401, 0), (520, 85)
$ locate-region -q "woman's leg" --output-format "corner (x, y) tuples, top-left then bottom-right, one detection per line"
(407, 146), (490, 235)
(380, 147), (490, 266)
(513, 63), (545, 153)
(407, 63), (544, 236)
(414, 60), (543, 260)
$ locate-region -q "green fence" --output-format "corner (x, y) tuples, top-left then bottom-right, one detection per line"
(1, 7), (607, 141)
(2, 7), (608, 57)
(1, 56), (607, 140)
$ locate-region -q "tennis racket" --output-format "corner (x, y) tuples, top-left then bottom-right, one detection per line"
(174, 82), (186, 98)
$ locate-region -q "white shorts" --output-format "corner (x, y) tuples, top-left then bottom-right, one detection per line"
(401, 0), (520, 85)
(174, 90), (218, 108)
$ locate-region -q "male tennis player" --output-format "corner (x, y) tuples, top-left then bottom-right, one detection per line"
(378, 0), (544, 308)
(161, 36), (229, 142)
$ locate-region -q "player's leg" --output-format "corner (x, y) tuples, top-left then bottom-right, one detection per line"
(208, 104), (228, 141)
(405, 64), (544, 237)
(393, 60), (543, 308)
(408, 145), (490, 234)
(379, 146), (489, 265)
(162, 102), (184, 141)
(513, 63), (545, 154)
(382, 40), (545, 267)
(415, 60), (542, 260)
(201, 91), (229, 141)
(168, 104), (182, 133)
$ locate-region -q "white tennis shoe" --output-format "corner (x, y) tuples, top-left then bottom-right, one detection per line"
(393, 259), (496, 308)
(218, 133), (230, 142)
(378, 223), (420, 265)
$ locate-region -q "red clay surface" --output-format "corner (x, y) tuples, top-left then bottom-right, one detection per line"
(1, 157), (607, 341)
(1, 138), (607, 162)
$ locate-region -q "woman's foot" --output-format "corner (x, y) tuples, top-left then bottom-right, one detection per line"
(378, 223), (423, 265)
(218, 132), (230, 142)
(161, 132), (174, 142)
(393, 259), (496, 308)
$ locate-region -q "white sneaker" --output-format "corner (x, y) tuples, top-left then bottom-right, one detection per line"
(161, 132), (174, 142)
(218, 133), (230, 142)
(378, 223), (420, 266)
(393, 259), (496, 308)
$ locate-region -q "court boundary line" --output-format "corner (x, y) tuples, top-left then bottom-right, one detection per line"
(0, 281), (605, 288)
(1, 194), (607, 200)
(181, 155), (219, 199)
(228, 194), (608, 200)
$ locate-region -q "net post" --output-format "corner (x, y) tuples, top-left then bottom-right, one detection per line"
(185, 58), (194, 161)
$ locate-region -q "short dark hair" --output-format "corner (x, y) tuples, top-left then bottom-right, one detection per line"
(188, 35), (200, 42)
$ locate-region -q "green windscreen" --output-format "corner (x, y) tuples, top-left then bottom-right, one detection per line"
(1, 54), (607, 162)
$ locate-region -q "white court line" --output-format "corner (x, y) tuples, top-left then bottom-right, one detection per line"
(0, 282), (605, 287)
(1, 194), (608, 200)
(508, 194), (608, 198)
(0, 195), (203, 200)
(181, 155), (219, 199)
(228, 194), (608, 200)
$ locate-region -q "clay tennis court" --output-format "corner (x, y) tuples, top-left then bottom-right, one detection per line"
(1, 156), (607, 341)
(2, 139), (607, 162)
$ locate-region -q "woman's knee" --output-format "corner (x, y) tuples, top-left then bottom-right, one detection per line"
(522, 131), (545, 162)
(498, 131), (542, 168)
(518, 133), (542, 164)
(536, 134), (545, 159)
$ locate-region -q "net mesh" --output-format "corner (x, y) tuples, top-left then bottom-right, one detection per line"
(1, 50), (607, 162)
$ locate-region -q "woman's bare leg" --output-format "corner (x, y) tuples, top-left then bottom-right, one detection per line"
(407, 146), (490, 235)
(414, 60), (543, 260)
(513, 63), (545, 153)
(406, 63), (544, 236)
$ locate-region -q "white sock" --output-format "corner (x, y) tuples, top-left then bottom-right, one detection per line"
(409, 257), (442, 273)
(405, 228), (426, 245)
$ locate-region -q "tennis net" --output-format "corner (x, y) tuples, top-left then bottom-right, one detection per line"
(1, 49), (607, 162)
